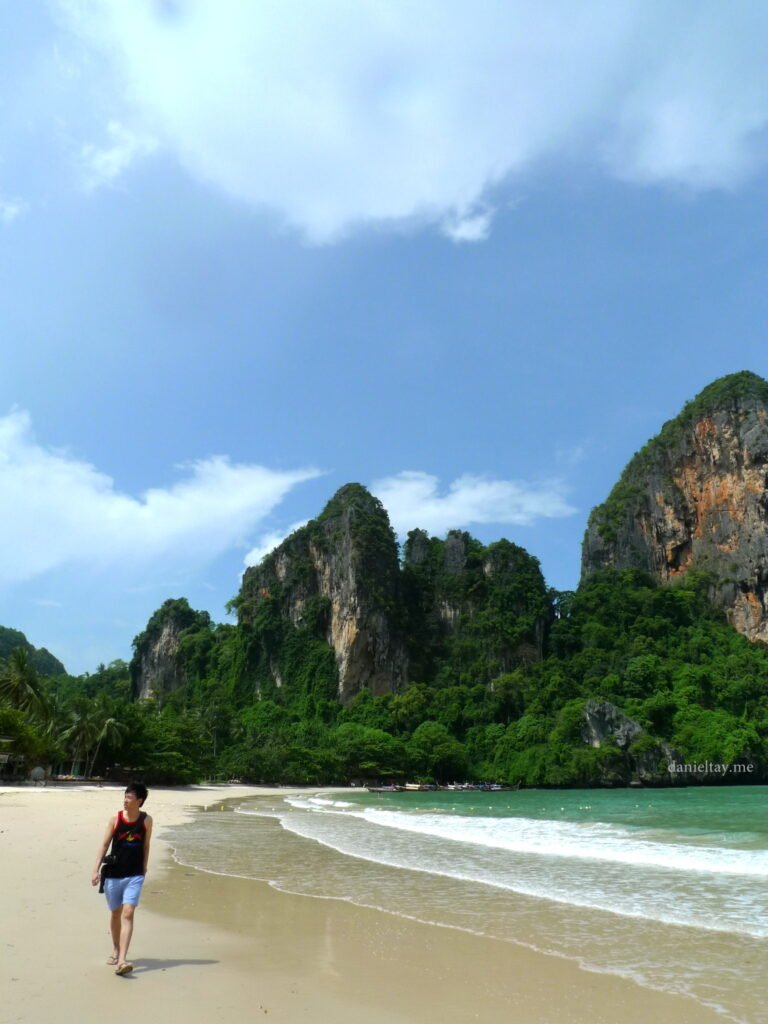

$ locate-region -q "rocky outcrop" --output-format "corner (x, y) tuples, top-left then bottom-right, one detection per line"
(582, 700), (643, 749)
(402, 529), (551, 679)
(582, 372), (768, 642)
(443, 532), (468, 575)
(238, 484), (408, 703)
(582, 700), (682, 785)
(130, 598), (211, 701)
(132, 491), (552, 707)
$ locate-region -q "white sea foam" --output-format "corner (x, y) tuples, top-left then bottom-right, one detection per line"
(259, 796), (768, 938)
(359, 808), (768, 877)
(281, 796), (768, 877)
(288, 795), (345, 807)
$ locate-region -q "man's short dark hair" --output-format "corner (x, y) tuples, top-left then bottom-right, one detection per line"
(126, 782), (148, 806)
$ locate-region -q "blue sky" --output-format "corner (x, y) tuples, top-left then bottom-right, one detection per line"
(2, 1), (768, 673)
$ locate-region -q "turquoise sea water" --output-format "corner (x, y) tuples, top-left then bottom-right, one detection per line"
(164, 787), (768, 1023)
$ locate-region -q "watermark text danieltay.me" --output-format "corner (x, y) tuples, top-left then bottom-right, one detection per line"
(666, 760), (754, 775)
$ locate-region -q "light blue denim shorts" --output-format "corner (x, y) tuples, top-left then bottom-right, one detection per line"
(104, 875), (145, 911)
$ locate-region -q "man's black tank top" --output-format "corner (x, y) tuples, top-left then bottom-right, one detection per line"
(110, 810), (147, 878)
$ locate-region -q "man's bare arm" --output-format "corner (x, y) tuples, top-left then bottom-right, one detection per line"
(143, 815), (153, 874)
(91, 814), (117, 886)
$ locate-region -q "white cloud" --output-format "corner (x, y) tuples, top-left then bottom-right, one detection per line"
(56, 1), (768, 242)
(243, 520), (308, 569)
(0, 409), (320, 586)
(556, 445), (587, 466)
(442, 206), (495, 244)
(0, 196), (27, 223)
(371, 470), (576, 537)
(80, 120), (158, 191)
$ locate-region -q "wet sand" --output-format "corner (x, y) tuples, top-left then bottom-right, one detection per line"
(0, 784), (727, 1023)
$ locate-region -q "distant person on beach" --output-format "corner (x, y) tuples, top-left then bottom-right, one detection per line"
(91, 782), (153, 976)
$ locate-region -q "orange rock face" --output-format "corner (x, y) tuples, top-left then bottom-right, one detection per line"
(582, 388), (768, 644)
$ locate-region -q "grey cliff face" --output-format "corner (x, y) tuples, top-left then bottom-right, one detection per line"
(582, 700), (643, 749)
(240, 485), (408, 703)
(443, 531), (468, 575)
(130, 598), (211, 701)
(404, 528), (430, 567)
(582, 700), (682, 785)
(582, 390), (768, 642)
(134, 618), (185, 701)
(439, 531), (469, 625)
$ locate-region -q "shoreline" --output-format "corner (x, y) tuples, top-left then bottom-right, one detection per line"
(1, 783), (729, 1023)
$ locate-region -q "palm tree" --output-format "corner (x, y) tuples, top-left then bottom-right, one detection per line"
(41, 690), (70, 775)
(86, 712), (127, 778)
(61, 701), (98, 777)
(0, 648), (49, 721)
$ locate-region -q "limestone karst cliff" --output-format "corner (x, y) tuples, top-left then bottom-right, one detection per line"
(402, 528), (550, 685)
(582, 371), (768, 642)
(132, 487), (554, 706)
(237, 483), (408, 703)
(130, 598), (212, 701)
(113, 379), (768, 786)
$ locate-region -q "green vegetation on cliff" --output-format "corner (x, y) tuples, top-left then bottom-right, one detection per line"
(10, 547), (767, 788)
(312, 483), (400, 609)
(401, 530), (550, 686)
(6, 397), (768, 789)
(0, 625), (65, 677)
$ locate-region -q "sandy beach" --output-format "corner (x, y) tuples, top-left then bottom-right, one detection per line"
(0, 783), (728, 1024)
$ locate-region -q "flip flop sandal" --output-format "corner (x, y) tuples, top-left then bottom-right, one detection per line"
(107, 955), (119, 965)
(115, 962), (134, 976)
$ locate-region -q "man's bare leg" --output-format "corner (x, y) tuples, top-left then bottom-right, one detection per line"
(117, 905), (135, 969)
(109, 909), (121, 962)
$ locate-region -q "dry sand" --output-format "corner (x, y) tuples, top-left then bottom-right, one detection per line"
(0, 783), (726, 1024)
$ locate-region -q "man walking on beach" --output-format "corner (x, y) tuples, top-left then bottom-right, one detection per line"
(91, 783), (153, 976)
